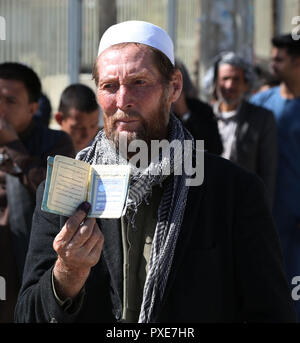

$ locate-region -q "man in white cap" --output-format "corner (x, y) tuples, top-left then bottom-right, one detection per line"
(15, 21), (296, 323)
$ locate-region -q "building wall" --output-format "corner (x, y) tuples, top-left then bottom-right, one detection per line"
(254, 0), (300, 68)
(254, 0), (273, 62)
(282, 0), (300, 33)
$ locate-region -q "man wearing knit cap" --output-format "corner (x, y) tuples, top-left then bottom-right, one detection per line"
(16, 21), (296, 323)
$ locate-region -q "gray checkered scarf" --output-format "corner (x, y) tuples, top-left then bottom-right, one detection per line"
(76, 113), (194, 323)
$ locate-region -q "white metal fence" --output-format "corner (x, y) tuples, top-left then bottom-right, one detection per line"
(0, 0), (68, 77)
(0, 0), (200, 82)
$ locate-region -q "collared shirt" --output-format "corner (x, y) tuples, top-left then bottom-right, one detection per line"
(121, 183), (164, 323)
(214, 102), (239, 160)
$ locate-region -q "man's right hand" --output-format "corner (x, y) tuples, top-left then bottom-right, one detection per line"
(53, 201), (104, 300)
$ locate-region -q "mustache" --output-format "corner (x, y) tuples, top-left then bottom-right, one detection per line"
(112, 110), (141, 123)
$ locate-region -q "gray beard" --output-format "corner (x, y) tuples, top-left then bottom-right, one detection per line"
(217, 89), (244, 107)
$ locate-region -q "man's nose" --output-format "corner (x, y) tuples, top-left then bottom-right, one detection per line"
(116, 85), (133, 110)
(225, 79), (234, 89)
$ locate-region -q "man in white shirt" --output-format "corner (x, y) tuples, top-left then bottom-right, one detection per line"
(205, 52), (278, 205)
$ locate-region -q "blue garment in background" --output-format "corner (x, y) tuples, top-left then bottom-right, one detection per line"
(251, 86), (300, 321)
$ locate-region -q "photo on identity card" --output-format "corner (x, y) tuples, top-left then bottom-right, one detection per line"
(41, 155), (130, 218)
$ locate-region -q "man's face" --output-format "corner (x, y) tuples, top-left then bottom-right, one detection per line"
(217, 64), (248, 108)
(0, 79), (37, 133)
(59, 108), (99, 152)
(270, 47), (295, 80)
(95, 44), (182, 147)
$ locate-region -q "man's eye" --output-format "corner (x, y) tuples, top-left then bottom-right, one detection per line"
(6, 98), (16, 104)
(103, 84), (113, 89)
(134, 79), (145, 85)
(102, 83), (117, 91)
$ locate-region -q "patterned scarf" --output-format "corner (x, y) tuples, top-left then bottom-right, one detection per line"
(76, 113), (194, 322)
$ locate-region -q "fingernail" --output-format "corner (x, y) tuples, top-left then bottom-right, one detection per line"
(76, 201), (91, 214)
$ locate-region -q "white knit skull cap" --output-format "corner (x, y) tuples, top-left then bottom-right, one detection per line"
(97, 20), (175, 66)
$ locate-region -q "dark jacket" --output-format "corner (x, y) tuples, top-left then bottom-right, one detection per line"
(5, 119), (75, 279)
(15, 153), (296, 323)
(227, 100), (277, 204)
(179, 98), (223, 155)
(0, 119), (75, 322)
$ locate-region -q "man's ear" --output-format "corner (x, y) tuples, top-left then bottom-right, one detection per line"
(54, 112), (63, 125)
(169, 69), (183, 104)
(29, 102), (39, 116)
(292, 56), (300, 68)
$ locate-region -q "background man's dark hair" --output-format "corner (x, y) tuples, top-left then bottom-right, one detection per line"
(0, 62), (41, 103)
(175, 58), (198, 98)
(272, 33), (300, 58)
(58, 83), (99, 118)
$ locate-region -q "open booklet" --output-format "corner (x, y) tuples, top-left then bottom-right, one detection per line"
(42, 155), (130, 218)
